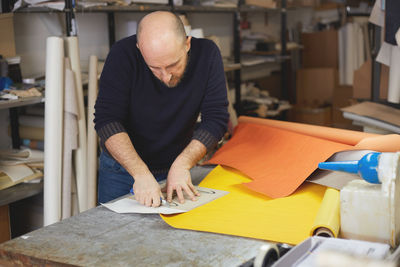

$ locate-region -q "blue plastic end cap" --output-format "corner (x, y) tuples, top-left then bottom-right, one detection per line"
(0, 77), (13, 91)
(358, 152), (381, 184)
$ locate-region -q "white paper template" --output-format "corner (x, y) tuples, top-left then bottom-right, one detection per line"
(102, 186), (229, 214)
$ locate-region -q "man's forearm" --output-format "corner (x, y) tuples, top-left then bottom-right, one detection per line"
(172, 139), (207, 170)
(105, 132), (151, 177)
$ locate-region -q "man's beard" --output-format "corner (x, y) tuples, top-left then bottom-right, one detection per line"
(160, 52), (190, 88)
(163, 72), (185, 88)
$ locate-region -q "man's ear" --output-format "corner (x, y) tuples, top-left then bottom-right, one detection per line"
(185, 36), (192, 52)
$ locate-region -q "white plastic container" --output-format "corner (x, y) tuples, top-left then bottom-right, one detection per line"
(340, 152), (400, 247)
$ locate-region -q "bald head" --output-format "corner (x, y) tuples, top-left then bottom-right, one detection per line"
(136, 11), (191, 87)
(137, 11), (187, 47)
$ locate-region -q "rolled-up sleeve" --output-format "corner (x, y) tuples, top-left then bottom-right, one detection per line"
(94, 42), (134, 145)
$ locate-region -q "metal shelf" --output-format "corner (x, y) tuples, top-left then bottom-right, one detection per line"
(16, 5), (171, 13)
(239, 5), (279, 12)
(15, 6), (64, 13)
(15, 1), (288, 115)
(0, 181), (43, 207)
(0, 97), (44, 110)
(76, 4), (171, 13)
(223, 63), (242, 72)
(174, 5), (236, 12)
(15, 4), (288, 13)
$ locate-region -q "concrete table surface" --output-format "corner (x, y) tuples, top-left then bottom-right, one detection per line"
(0, 205), (268, 267)
(0, 166), (268, 266)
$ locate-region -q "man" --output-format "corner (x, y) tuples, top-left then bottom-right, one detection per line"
(94, 11), (229, 207)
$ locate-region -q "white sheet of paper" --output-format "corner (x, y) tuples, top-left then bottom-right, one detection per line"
(0, 164), (34, 182)
(0, 149), (44, 165)
(369, 0), (384, 27)
(102, 198), (185, 214)
(376, 42), (392, 66)
(101, 186), (229, 214)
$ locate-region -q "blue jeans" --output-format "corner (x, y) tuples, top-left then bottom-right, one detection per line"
(98, 152), (167, 204)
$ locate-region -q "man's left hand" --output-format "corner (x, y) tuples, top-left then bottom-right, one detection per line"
(166, 165), (200, 204)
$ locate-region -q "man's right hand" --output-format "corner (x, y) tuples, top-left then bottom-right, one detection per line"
(132, 174), (163, 207)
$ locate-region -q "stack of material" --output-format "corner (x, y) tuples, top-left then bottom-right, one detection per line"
(44, 36), (100, 226)
(240, 82), (291, 118)
(341, 101), (400, 134)
(0, 149), (43, 190)
(18, 114), (44, 148)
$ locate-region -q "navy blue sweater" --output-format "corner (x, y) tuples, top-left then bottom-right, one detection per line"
(94, 35), (229, 173)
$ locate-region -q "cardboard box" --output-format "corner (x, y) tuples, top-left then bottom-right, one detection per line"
(301, 30), (338, 68)
(245, 0), (277, 8)
(255, 74), (281, 98)
(353, 60), (389, 99)
(296, 68), (338, 106)
(289, 105), (332, 126)
(332, 85), (354, 128)
(0, 13), (16, 58)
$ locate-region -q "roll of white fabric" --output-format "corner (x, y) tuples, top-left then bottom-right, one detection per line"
(338, 26), (345, 85)
(356, 23), (365, 69)
(345, 23), (355, 85)
(19, 115), (44, 128)
(65, 36), (88, 212)
(62, 60), (79, 219)
(388, 46), (400, 103)
(87, 55), (98, 209)
(44, 36), (64, 226)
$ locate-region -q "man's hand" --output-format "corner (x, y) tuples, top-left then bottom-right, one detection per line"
(133, 174), (163, 207)
(166, 165), (200, 204)
(105, 133), (162, 207)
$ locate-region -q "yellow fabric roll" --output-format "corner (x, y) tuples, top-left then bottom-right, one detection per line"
(161, 165), (328, 245)
(310, 187), (340, 238)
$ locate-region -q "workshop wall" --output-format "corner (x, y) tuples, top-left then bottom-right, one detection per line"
(13, 12), (235, 78)
(13, 13), (109, 77)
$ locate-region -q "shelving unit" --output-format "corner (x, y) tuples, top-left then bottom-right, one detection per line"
(15, 1), (290, 115)
(0, 97), (45, 242)
(0, 96), (44, 149)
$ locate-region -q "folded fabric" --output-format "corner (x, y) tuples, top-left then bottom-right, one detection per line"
(207, 116), (400, 198)
(161, 165), (330, 245)
(208, 121), (351, 198)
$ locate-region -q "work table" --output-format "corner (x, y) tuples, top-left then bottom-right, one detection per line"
(0, 203), (267, 266)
